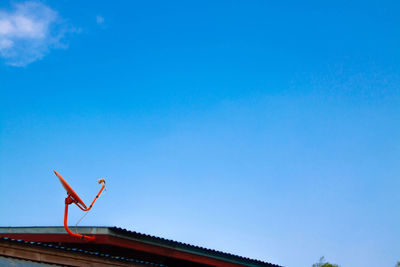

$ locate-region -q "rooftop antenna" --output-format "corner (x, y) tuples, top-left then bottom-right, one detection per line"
(54, 170), (106, 240)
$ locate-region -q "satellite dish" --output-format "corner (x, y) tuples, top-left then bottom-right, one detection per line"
(54, 170), (87, 209)
(54, 170), (106, 240)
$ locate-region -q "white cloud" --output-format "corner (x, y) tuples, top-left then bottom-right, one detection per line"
(0, 1), (72, 66)
(96, 15), (104, 25)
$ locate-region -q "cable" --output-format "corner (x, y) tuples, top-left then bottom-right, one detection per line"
(74, 185), (106, 232)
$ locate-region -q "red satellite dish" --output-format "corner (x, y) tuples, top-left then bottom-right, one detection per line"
(54, 170), (87, 209)
(54, 170), (106, 240)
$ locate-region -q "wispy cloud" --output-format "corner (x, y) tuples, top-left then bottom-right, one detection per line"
(96, 15), (104, 25)
(0, 1), (73, 66)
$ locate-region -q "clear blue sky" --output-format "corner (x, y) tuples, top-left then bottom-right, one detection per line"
(0, 1), (399, 266)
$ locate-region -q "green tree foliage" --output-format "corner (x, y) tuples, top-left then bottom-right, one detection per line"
(312, 257), (339, 267)
(395, 261), (400, 267)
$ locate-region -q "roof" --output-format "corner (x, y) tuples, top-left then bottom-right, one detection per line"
(0, 226), (281, 267)
(0, 255), (57, 267)
(0, 236), (163, 266)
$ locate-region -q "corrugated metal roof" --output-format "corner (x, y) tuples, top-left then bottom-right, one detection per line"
(0, 227), (281, 267)
(109, 226), (280, 267)
(0, 237), (165, 266)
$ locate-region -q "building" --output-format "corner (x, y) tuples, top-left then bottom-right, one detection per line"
(0, 227), (280, 267)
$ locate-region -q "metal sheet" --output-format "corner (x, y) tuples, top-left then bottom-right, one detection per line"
(0, 256), (62, 266)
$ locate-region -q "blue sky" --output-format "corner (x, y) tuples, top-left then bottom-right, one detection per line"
(0, 1), (399, 266)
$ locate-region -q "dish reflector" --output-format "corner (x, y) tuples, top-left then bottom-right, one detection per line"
(54, 170), (87, 209)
